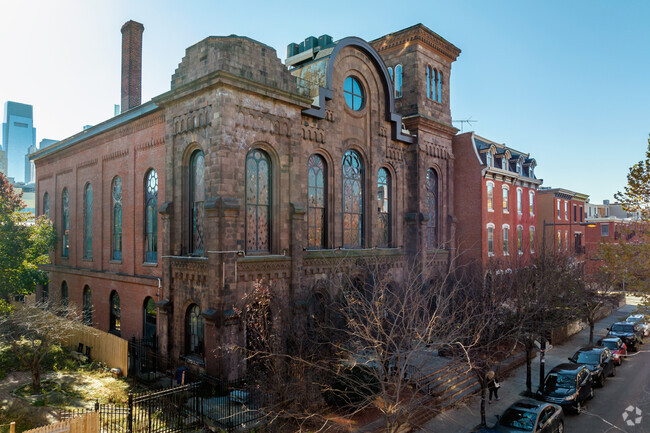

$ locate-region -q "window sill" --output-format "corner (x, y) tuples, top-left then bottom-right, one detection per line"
(81, 258), (93, 262)
(503, 252), (510, 256)
(518, 252), (524, 255)
(109, 260), (122, 264)
(142, 261), (158, 267)
(488, 209), (494, 213)
(488, 252), (495, 257)
(503, 210), (509, 214)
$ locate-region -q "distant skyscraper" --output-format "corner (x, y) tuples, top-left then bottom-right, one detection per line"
(2, 101), (36, 183)
(39, 139), (58, 149)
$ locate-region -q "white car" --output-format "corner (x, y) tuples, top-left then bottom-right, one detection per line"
(626, 314), (650, 337)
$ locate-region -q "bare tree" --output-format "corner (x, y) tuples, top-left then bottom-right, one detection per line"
(0, 300), (86, 392)
(226, 252), (493, 433)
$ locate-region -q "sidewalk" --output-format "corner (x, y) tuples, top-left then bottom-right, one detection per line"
(416, 301), (638, 433)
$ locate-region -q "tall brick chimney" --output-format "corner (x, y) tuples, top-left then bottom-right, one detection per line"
(121, 20), (144, 113)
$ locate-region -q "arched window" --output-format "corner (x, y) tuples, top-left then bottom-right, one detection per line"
(62, 188), (69, 258)
(185, 304), (204, 357)
(61, 282), (68, 316)
(487, 182), (494, 211)
(529, 191), (535, 215)
(143, 297), (157, 343)
(394, 65), (402, 98)
(307, 154), (326, 249)
(43, 192), (49, 218)
(426, 65), (432, 99)
(189, 151), (205, 255)
(426, 168), (439, 248)
(82, 285), (92, 325)
(388, 67), (393, 83)
(436, 70), (443, 103)
(503, 226), (510, 255)
(486, 152), (492, 167)
(517, 188), (523, 214)
(343, 77), (365, 111)
(530, 226), (536, 253)
(246, 150), (271, 253)
(377, 167), (391, 247)
(112, 177), (122, 261)
(517, 225), (523, 253)
(145, 169), (158, 263)
(83, 183), (93, 259)
(487, 224), (495, 255)
(502, 186), (509, 212)
(109, 291), (121, 335)
(342, 150), (364, 247)
(434, 69), (439, 101)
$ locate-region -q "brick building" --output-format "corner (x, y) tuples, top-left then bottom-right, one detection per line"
(536, 188), (589, 255)
(452, 132), (541, 268)
(31, 22), (462, 378)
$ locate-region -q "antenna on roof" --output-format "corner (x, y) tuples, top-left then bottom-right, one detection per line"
(452, 117), (477, 133)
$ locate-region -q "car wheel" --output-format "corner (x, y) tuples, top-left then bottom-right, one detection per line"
(589, 386), (595, 399)
(557, 421), (564, 433)
(576, 401), (582, 414)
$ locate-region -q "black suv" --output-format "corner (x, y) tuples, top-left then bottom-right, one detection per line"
(607, 322), (644, 351)
(537, 363), (594, 414)
(568, 346), (616, 387)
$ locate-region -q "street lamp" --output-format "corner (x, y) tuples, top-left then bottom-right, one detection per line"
(538, 220), (596, 390)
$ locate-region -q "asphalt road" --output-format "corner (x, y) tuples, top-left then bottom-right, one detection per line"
(564, 346), (650, 433)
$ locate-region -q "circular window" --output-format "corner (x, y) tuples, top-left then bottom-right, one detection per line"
(344, 77), (364, 111)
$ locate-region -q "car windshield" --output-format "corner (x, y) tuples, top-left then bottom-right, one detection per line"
(544, 373), (574, 390)
(611, 324), (634, 333)
(575, 352), (600, 364)
(626, 317), (642, 324)
(601, 341), (618, 350)
(500, 408), (537, 431)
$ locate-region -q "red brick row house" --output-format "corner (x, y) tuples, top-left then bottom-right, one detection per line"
(452, 133), (542, 268)
(31, 22), (463, 378)
(536, 188), (589, 256)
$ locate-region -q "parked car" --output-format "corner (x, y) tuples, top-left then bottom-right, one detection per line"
(596, 337), (627, 365)
(607, 321), (644, 351)
(626, 314), (650, 337)
(491, 399), (565, 433)
(537, 363), (594, 414)
(568, 346), (616, 386)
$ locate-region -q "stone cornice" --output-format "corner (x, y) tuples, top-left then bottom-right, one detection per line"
(40, 264), (159, 286)
(402, 114), (458, 137)
(370, 24), (461, 62)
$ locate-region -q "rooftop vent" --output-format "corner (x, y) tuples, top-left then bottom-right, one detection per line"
(286, 34), (334, 66)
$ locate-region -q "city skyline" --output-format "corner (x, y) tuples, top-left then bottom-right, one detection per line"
(1, 0), (648, 202)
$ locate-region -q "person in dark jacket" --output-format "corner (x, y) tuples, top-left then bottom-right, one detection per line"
(487, 370), (500, 403)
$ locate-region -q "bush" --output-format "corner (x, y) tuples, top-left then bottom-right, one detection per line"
(323, 365), (380, 408)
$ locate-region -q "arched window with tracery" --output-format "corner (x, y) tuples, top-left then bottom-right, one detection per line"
(426, 168), (439, 248)
(437, 70), (443, 102)
(62, 188), (69, 258)
(185, 304), (204, 358)
(377, 167), (391, 247)
(426, 65), (432, 99)
(60, 282), (68, 316)
(83, 183), (93, 259)
(43, 192), (50, 218)
(246, 150), (271, 253)
(112, 177), (122, 261)
(109, 291), (121, 335)
(308, 154), (326, 249)
(82, 285), (92, 325)
(143, 297), (157, 343)
(189, 151), (205, 255)
(394, 64), (403, 98)
(342, 150), (364, 248)
(145, 169), (158, 263)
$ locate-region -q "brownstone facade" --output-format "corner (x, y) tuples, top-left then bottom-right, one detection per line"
(31, 23), (461, 379)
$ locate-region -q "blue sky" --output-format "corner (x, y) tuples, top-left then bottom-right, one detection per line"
(1, 0), (648, 202)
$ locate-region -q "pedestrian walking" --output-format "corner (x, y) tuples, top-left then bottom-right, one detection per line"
(487, 370), (501, 403)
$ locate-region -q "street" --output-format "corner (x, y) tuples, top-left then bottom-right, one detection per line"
(566, 347), (650, 433)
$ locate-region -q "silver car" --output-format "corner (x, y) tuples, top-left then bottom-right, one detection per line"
(493, 399), (565, 433)
(626, 314), (650, 337)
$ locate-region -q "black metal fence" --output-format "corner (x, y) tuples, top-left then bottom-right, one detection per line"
(59, 378), (267, 432)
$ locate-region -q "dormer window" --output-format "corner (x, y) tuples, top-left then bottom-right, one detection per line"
(486, 152), (492, 167)
(516, 161), (522, 174)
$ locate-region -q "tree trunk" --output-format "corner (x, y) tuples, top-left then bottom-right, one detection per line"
(480, 382), (487, 427)
(31, 362), (41, 393)
(525, 345), (533, 393)
(588, 317), (595, 345)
